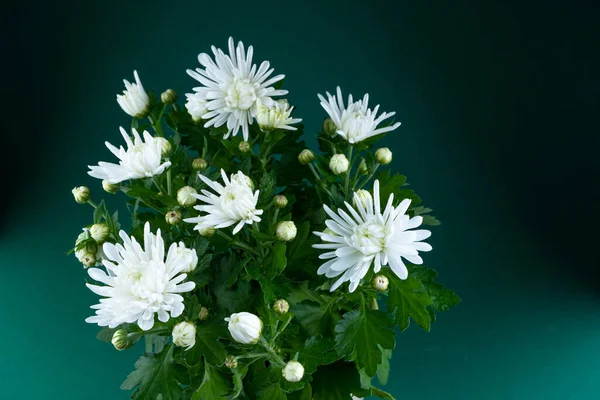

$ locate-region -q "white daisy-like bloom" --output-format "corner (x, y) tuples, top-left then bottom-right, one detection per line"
(183, 169), (263, 235)
(313, 180), (432, 293)
(116, 70), (150, 118)
(256, 99), (302, 132)
(85, 222), (196, 331)
(318, 87), (401, 144)
(88, 127), (171, 184)
(186, 37), (288, 141)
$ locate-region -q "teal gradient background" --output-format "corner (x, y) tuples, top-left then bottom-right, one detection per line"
(2, 1), (599, 399)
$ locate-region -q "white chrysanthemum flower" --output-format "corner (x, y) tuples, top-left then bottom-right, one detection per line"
(186, 37), (288, 141)
(313, 180), (432, 292)
(185, 92), (209, 122)
(116, 70), (150, 118)
(225, 312), (262, 344)
(85, 222), (196, 331)
(184, 169), (263, 235)
(318, 87), (401, 144)
(256, 99), (302, 132)
(88, 127), (171, 184)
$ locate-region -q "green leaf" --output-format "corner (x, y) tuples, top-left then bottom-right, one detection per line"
(311, 362), (368, 400)
(421, 215), (441, 226)
(145, 334), (169, 354)
(265, 242), (287, 279)
(299, 336), (341, 375)
(334, 307), (396, 377)
(192, 362), (230, 400)
(230, 364), (249, 399)
(288, 383), (312, 400)
(193, 320), (228, 366)
(257, 383), (287, 400)
(386, 273), (433, 331)
(121, 345), (184, 400)
(427, 282), (461, 311)
(376, 346), (392, 386)
(96, 327), (117, 343)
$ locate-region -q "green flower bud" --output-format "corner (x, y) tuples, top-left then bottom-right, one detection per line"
(274, 195), (288, 209)
(273, 299), (290, 315)
(358, 158), (368, 174)
(155, 137), (172, 157)
(276, 221), (297, 242)
(298, 149), (315, 165)
(81, 253), (97, 268)
(238, 141), (251, 153)
(102, 180), (120, 194)
(372, 274), (389, 291)
(111, 329), (132, 351)
(375, 147), (392, 165)
(225, 355), (238, 369)
(198, 227), (215, 237)
(177, 186), (197, 207)
(322, 118), (337, 136)
(198, 307), (209, 321)
(165, 210), (182, 225)
(90, 223), (110, 243)
(329, 154), (349, 174)
(282, 360), (304, 382)
(192, 158), (208, 171)
(72, 186), (90, 204)
(161, 89), (178, 104)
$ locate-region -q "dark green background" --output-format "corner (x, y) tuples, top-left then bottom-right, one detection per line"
(2, 0), (599, 399)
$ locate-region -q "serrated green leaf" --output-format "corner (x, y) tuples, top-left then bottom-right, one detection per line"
(334, 307), (396, 377)
(427, 282), (461, 311)
(193, 320), (228, 366)
(265, 242), (287, 279)
(299, 336), (341, 375)
(311, 362), (368, 400)
(386, 274), (433, 331)
(376, 346), (392, 386)
(121, 345), (183, 400)
(230, 364), (249, 399)
(96, 327), (117, 343)
(257, 383), (287, 400)
(192, 362), (230, 400)
(421, 215), (441, 226)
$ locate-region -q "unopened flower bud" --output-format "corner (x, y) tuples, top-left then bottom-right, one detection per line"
(117, 70), (150, 118)
(177, 186), (197, 207)
(238, 141), (251, 153)
(155, 137), (172, 157)
(111, 329), (132, 351)
(81, 253), (97, 268)
(198, 307), (209, 321)
(192, 158), (208, 171)
(198, 227), (215, 237)
(358, 159), (368, 174)
(172, 321), (196, 351)
(225, 355), (238, 369)
(273, 299), (289, 315)
(231, 172), (254, 190)
(274, 195), (288, 209)
(329, 154), (349, 175)
(72, 186), (90, 204)
(161, 89), (178, 104)
(225, 312), (262, 344)
(322, 118), (337, 136)
(298, 149), (315, 165)
(165, 210), (182, 225)
(372, 275), (389, 291)
(375, 148), (392, 165)
(282, 360), (304, 382)
(353, 189), (373, 209)
(276, 221), (297, 242)
(90, 223), (109, 243)
(102, 180), (120, 194)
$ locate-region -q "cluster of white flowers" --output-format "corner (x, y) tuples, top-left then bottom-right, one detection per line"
(85, 222), (196, 330)
(313, 180), (432, 292)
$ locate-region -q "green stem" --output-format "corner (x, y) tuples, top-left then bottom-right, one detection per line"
(152, 177), (163, 193)
(166, 167), (172, 196)
(345, 145), (353, 196)
(308, 163), (321, 181)
(235, 352), (270, 360)
(87, 200), (98, 209)
(271, 314), (292, 344)
(128, 327), (168, 338)
(370, 297), (379, 310)
(355, 163), (380, 190)
(216, 230), (260, 256)
(259, 337), (286, 367)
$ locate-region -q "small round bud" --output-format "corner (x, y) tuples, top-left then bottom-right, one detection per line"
(358, 159), (368, 174)
(81, 253), (97, 268)
(225, 312), (262, 344)
(322, 118), (337, 136)
(198, 307), (209, 321)
(238, 141), (251, 153)
(298, 149), (315, 165)
(111, 329), (132, 351)
(177, 186), (197, 207)
(329, 154), (349, 175)
(231, 172), (255, 190)
(165, 210), (182, 225)
(155, 137), (172, 157)
(172, 321), (196, 351)
(198, 227), (216, 237)
(90, 223), (110, 243)
(225, 355), (238, 369)
(353, 189), (373, 209)
(102, 180), (120, 194)
(161, 89), (178, 104)
(273, 299), (290, 315)
(375, 147), (392, 165)
(192, 158), (208, 171)
(72, 186), (90, 204)
(282, 360), (305, 382)
(276, 221), (297, 242)
(274, 195), (288, 209)
(372, 275), (389, 291)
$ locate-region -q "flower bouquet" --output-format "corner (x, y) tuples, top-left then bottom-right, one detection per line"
(70, 37), (460, 399)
